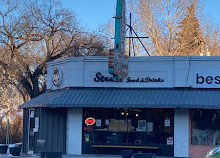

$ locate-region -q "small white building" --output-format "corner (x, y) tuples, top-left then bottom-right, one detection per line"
(22, 56), (220, 158)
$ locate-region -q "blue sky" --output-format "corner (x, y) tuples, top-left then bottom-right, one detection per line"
(62, 0), (115, 31)
(203, 0), (220, 24)
(61, 0), (220, 31)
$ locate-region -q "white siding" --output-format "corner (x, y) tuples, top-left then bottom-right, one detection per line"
(174, 109), (189, 157)
(66, 108), (82, 155)
(47, 56), (220, 90)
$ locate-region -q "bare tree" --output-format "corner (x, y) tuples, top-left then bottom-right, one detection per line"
(199, 15), (220, 56)
(0, 0), (107, 100)
(0, 83), (23, 144)
(126, 0), (206, 55)
(127, 0), (220, 56)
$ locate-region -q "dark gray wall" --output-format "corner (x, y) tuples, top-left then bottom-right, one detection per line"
(22, 108), (67, 154)
(38, 108), (67, 153)
(22, 109), (29, 153)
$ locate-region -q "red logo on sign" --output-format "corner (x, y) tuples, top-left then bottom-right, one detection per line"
(85, 117), (96, 125)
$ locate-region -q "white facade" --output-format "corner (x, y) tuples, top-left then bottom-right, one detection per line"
(174, 109), (189, 157)
(47, 56), (220, 90)
(66, 108), (83, 155)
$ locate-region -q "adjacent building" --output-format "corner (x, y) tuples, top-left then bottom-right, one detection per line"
(21, 56), (220, 158)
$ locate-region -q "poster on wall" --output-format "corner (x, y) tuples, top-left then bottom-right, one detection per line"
(147, 122), (153, 132)
(138, 120), (146, 131)
(35, 117), (39, 128)
(105, 119), (109, 125)
(30, 111), (34, 118)
(84, 134), (89, 142)
(164, 119), (170, 127)
(167, 137), (173, 145)
(96, 119), (101, 127)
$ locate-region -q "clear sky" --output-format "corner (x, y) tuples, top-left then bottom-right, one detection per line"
(203, 0), (220, 25)
(61, 0), (220, 32)
(62, 0), (115, 31)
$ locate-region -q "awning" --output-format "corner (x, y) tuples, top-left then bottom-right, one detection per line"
(21, 87), (220, 109)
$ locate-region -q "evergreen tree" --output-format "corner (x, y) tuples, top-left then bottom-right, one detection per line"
(176, 2), (204, 56)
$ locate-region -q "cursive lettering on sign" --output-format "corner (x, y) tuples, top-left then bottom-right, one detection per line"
(94, 72), (164, 83)
(126, 77), (164, 83)
(94, 72), (123, 82)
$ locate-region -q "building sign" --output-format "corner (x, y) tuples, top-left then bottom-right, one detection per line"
(85, 117), (96, 126)
(94, 72), (164, 83)
(113, 51), (128, 77)
(192, 70), (220, 88)
(196, 74), (220, 85)
(108, 49), (128, 78)
(52, 68), (62, 87)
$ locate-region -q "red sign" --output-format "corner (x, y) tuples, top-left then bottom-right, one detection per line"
(167, 137), (173, 145)
(85, 117), (96, 125)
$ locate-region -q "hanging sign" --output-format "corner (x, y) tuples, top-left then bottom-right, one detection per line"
(108, 49), (128, 78)
(85, 117), (96, 126)
(114, 50), (128, 77)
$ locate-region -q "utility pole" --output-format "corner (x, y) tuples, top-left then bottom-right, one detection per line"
(108, 0), (128, 79)
(114, 0), (125, 53)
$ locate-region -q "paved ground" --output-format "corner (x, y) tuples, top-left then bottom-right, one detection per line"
(0, 154), (172, 158)
(0, 154), (121, 158)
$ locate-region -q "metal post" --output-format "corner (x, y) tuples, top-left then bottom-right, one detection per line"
(126, 108), (129, 143)
(6, 118), (9, 145)
(129, 13), (132, 57)
(114, 0), (126, 53)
